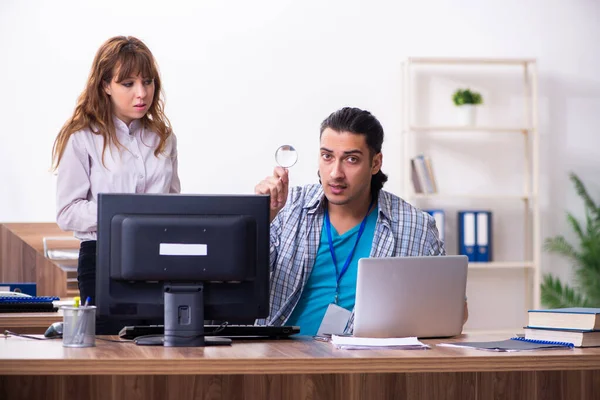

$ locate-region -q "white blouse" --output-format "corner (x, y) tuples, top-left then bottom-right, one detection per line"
(56, 117), (181, 240)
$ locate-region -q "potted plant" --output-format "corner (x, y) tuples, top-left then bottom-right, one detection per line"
(452, 88), (483, 126)
(541, 172), (600, 308)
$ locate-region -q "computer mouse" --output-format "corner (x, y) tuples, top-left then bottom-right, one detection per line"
(44, 322), (63, 338)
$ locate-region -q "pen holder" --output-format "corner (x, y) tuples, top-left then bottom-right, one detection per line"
(61, 305), (96, 348)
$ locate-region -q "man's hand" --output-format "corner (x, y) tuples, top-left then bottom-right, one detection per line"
(463, 300), (469, 325)
(255, 167), (289, 223)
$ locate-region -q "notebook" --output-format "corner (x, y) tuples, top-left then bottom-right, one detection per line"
(330, 335), (430, 350)
(353, 255), (467, 338)
(438, 337), (574, 352)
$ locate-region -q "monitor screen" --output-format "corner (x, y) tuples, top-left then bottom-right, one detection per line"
(95, 193), (270, 347)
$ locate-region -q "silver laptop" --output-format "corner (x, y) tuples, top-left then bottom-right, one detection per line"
(353, 255), (468, 338)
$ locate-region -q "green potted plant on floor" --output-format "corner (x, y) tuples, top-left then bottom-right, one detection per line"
(452, 88), (483, 126)
(541, 172), (600, 308)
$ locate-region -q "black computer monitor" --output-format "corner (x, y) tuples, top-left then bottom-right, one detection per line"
(95, 193), (270, 347)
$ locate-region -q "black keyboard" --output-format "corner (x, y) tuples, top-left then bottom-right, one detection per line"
(0, 296), (59, 313)
(0, 303), (58, 313)
(119, 324), (300, 340)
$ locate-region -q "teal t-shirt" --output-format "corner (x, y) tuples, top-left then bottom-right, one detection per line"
(287, 206), (378, 335)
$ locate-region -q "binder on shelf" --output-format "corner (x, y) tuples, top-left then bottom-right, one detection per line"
(476, 211), (492, 262)
(458, 211), (476, 262)
(425, 209), (445, 243)
(458, 210), (493, 263)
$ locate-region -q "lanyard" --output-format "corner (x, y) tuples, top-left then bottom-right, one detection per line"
(324, 198), (374, 303)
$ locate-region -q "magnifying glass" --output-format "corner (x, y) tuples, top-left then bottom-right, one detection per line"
(275, 145), (298, 168)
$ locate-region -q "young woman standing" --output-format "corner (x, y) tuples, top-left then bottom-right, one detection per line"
(52, 36), (180, 309)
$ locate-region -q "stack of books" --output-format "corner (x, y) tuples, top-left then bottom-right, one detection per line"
(525, 307), (600, 347)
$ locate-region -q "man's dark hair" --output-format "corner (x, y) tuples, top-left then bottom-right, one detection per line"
(320, 107), (388, 195)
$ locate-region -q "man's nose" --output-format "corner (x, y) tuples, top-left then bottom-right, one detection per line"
(330, 160), (344, 179)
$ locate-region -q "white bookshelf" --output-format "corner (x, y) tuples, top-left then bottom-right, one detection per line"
(410, 194), (533, 201)
(401, 57), (541, 325)
(468, 261), (535, 270)
(409, 126), (529, 133)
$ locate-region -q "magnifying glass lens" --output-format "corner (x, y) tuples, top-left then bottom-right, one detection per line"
(275, 145), (298, 168)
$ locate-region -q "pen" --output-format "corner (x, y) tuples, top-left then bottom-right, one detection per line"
(72, 297), (91, 345)
(77, 297), (92, 344)
(65, 296), (81, 346)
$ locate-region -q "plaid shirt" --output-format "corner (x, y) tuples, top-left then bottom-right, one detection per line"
(256, 184), (445, 333)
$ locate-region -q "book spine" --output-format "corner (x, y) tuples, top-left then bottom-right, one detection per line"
(423, 156), (437, 193)
(410, 159), (423, 193)
(415, 155), (434, 193)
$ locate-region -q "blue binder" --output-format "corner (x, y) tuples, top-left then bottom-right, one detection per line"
(458, 211), (476, 262)
(0, 282), (36, 296)
(476, 211), (492, 262)
(425, 209), (445, 243)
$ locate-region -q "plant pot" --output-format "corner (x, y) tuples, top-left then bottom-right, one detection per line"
(457, 104), (477, 126)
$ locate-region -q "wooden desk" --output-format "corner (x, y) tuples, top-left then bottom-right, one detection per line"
(0, 311), (61, 334)
(1, 333), (599, 400)
(0, 223), (78, 298)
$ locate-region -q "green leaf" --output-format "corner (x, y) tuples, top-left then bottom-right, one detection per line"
(452, 88), (483, 106)
(544, 236), (579, 262)
(570, 172), (599, 221)
(541, 274), (589, 308)
(566, 213), (584, 241)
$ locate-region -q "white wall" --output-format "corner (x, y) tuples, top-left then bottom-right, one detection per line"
(1, 0), (599, 329)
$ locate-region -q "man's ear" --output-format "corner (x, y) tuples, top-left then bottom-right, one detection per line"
(103, 81), (111, 96)
(371, 153), (382, 175)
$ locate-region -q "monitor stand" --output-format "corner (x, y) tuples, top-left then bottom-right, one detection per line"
(136, 282), (232, 347)
(134, 335), (231, 346)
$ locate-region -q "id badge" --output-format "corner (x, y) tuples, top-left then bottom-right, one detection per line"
(316, 303), (351, 336)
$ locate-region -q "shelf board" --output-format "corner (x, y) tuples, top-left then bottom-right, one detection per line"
(408, 126), (530, 133)
(468, 261), (535, 269)
(407, 57), (535, 66)
(409, 193), (533, 201)
(463, 328), (523, 335)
